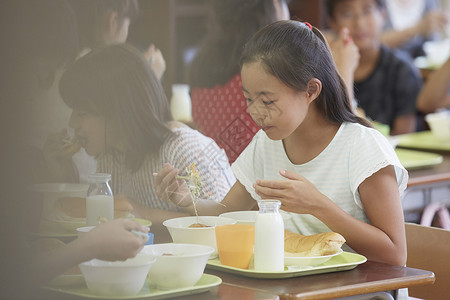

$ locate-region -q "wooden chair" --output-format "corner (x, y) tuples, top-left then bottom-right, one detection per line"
(405, 223), (450, 300)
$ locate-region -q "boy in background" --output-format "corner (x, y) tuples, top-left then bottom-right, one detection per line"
(326, 0), (423, 135)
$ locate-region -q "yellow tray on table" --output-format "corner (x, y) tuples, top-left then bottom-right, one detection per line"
(397, 131), (450, 152)
(206, 251), (367, 279)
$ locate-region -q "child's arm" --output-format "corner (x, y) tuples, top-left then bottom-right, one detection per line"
(155, 163), (255, 215)
(381, 11), (448, 49)
(254, 167), (406, 266)
(417, 57), (450, 113)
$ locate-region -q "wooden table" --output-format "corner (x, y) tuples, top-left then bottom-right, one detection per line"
(407, 153), (450, 188)
(202, 261), (435, 300)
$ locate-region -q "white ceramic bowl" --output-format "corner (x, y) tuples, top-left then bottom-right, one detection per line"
(79, 253), (155, 297)
(284, 249), (343, 267)
(425, 111), (450, 141)
(163, 216), (236, 257)
(142, 243), (214, 290)
(219, 210), (292, 226)
(27, 183), (89, 220)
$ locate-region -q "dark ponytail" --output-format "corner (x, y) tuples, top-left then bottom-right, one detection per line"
(240, 20), (371, 127)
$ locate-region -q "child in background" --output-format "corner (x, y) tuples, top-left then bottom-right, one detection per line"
(326, 0), (423, 135)
(54, 44), (235, 241)
(69, 0), (166, 80)
(156, 20), (408, 268)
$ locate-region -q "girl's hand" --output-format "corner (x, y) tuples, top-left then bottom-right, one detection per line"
(42, 129), (79, 182)
(253, 169), (330, 215)
(144, 44), (166, 80)
(154, 163), (194, 207)
(81, 219), (149, 262)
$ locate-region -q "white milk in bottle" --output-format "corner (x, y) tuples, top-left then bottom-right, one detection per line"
(86, 173), (114, 226)
(254, 200), (284, 271)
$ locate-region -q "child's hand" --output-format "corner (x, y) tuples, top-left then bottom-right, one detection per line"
(330, 27), (359, 76)
(80, 219), (149, 262)
(144, 44), (166, 80)
(154, 163), (194, 207)
(253, 169), (329, 215)
(43, 129), (80, 159)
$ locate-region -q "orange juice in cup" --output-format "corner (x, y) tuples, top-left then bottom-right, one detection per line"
(215, 224), (255, 269)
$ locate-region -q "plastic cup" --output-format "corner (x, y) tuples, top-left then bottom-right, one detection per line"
(215, 224), (255, 269)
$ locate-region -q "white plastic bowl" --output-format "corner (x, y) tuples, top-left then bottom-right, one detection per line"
(143, 243), (214, 290)
(163, 216), (236, 257)
(79, 253), (155, 297)
(219, 210), (292, 226)
(27, 183), (89, 220)
(284, 249), (343, 267)
(425, 111), (450, 141)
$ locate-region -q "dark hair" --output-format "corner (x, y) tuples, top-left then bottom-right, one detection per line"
(325, 0), (385, 18)
(187, 0), (288, 88)
(240, 20), (371, 127)
(70, 0), (139, 50)
(59, 43), (173, 170)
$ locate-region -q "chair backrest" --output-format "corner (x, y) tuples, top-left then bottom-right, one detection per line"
(405, 223), (450, 300)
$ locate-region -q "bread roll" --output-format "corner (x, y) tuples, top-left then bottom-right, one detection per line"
(54, 195), (134, 219)
(284, 230), (345, 256)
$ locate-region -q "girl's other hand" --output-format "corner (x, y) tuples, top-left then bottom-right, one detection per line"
(253, 169), (329, 215)
(154, 163), (193, 207)
(81, 219), (149, 262)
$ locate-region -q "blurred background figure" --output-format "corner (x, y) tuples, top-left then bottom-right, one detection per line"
(0, 0), (79, 297)
(382, 0), (449, 58)
(187, 0), (291, 164)
(326, 0), (423, 135)
(69, 0), (166, 80)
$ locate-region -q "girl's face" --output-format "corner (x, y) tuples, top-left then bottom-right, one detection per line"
(69, 109), (106, 156)
(241, 62), (310, 140)
(330, 0), (384, 52)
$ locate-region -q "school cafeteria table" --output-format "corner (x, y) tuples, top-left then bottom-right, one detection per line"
(40, 260), (434, 300)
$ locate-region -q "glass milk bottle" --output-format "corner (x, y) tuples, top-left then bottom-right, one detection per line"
(170, 84), (192, 122)
(86, 173), (114, 226)
(254, 200), (284, 271)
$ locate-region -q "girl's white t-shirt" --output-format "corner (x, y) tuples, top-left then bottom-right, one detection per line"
(231, 122), (408, 238)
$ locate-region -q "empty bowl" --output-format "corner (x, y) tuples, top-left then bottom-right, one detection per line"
(163, 216), (236, 257)
(79, 253), (155, 297)
(142, 243), (214, 290)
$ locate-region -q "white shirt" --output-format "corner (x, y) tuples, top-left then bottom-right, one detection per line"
(232, 122), (408, 237)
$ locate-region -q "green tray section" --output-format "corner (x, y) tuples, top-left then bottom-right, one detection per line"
(43, 273), (221, 299)
(206, 251), (366, 279)
(395, 148), (443, 170)
(397, 131), (450, 152)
